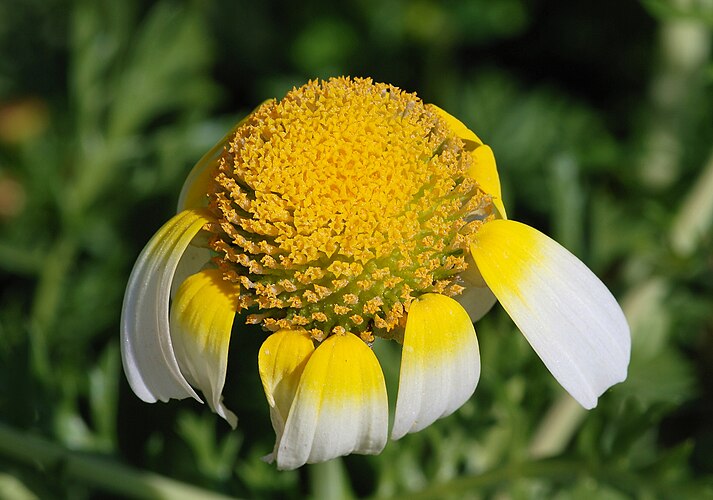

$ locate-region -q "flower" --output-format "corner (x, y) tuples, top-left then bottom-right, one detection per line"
(120, 77), (630, 470)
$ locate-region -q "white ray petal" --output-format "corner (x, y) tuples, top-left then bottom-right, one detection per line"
(170, 269), (239, 427)
(258, 330), (315, 462)
(392, 294), (480, 440)
(471, 219), (631, 408)
(170, 244), (213, 299)
(120, 209), (213, 403)
(276, 334), (388, 470)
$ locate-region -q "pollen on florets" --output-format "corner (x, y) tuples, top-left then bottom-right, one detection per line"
(207, 77), (494, 340)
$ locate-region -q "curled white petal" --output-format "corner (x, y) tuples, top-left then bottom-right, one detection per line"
(120, 209), (213, 403)
(170, 244), (213, 299)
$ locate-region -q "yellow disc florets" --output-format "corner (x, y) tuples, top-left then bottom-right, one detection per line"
(208, 77), (492, 342)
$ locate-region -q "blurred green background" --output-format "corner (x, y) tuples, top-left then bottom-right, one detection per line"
(1, 0), (712, 498)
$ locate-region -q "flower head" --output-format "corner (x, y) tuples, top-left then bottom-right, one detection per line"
(121, 77), (630, 470)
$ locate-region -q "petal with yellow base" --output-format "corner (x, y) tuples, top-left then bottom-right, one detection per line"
(471, 144), (507, 219)
(170, 244), (212, 299)
(470, 219), (630, 409)
(427, 104), (484, 147)
(392, 293), (480, 440)
(427, 104), (506, 218)
(258, 330), (315, 460)
(276, 333), (388, 470)
(170, 268), (240, 428)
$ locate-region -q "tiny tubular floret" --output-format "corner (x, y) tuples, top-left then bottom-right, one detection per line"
(207, 77), (495, 341)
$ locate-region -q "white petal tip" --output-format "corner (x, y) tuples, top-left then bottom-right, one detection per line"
(216, 403), (238, 429)
(120, 210), (213, 405)
(471, 220), (631, 412)
(392, 294), (480, 440)
(275, 334), (388, 470)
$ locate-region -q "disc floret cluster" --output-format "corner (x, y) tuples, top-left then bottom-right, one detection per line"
(208, 77), (493, 342)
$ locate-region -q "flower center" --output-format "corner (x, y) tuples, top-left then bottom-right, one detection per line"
(208, 77), (492, 341)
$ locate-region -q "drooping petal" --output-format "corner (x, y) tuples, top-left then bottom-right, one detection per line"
(120, 209), (213, 404)
(392, 293), (480, 440)
(170, 268), (240, 428)
(427, 104), (506, 218)
(276, 333), (388, 470)
(470, 219), (631, 409)
(258, 330), (315, 461)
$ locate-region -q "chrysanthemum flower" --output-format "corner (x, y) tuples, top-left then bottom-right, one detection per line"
(121, 77), (630, 470)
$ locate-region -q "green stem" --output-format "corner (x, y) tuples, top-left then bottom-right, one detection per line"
(670, 148), (713, 256)
(527, 396), (586, 459)
(308, 458), (353, 500)
(0, 422), (239, 500)
(637, 1), (711, 189)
